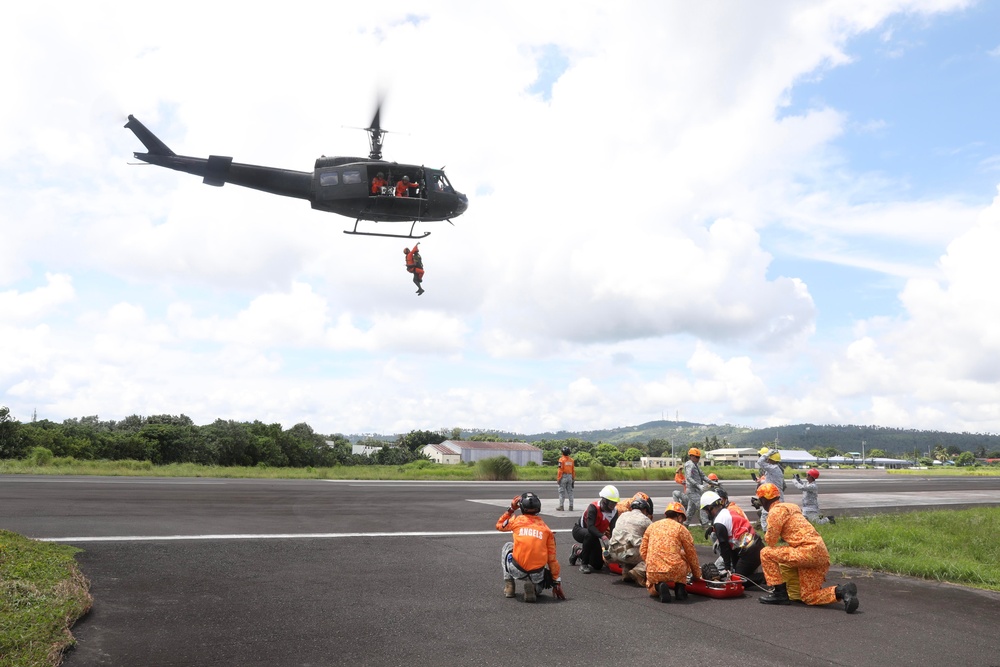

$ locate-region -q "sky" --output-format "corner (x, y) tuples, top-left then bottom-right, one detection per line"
(3, 1), (1000, 437)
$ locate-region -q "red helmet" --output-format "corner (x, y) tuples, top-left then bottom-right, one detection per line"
(807, 468), (820, 479)
(756, 483), (781, 501)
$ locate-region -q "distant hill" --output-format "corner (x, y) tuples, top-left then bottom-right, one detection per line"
(351, 421), (1000, 457)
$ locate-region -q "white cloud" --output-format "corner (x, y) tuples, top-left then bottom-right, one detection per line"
(5, 0), (999, 435)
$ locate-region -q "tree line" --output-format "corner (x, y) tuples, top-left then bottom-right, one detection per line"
(2, 407), (996, 468)
(0, 408), (449, 468)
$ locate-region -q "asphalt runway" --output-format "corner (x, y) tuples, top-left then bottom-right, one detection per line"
(3, 473), (1000, 666)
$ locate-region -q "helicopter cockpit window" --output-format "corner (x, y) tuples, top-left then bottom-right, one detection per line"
(429, 172), (453, 194)
(343, 170), (362, 185)
(319, 171), (339, 186)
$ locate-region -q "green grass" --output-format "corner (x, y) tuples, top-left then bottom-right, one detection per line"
(887, 467), (1000, 476)
(818, 508), (1000, 591)
(0, 458), (763, 481)
(0, 531), (92, 667)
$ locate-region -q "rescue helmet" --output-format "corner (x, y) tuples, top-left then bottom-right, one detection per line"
(688, 447), (702, 458)
(630, 492), (652, 515)
(376, 172), (384, 178)
(807, 468), (820, 479)
(700, 490), (724, 510)
(519, 492), (541, 515)
(758, 447), (770, 455)
(403, 247), (410, 254)
(561, 446), (571, 456)
(403, 175), (410, 182)
(707, 473), (719, 482)
(664, 501), (687, 519)
(767, 451), (781, 462)
(756, 482), (781, 501)
(716, 486), (729, 501)
(599, 485), (620, 503)
(630, 497), (652, 514)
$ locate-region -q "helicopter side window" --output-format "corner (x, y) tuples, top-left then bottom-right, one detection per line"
(343, 170), (362, 185)
(319, 171), (339, 186)
(429, 172), (453, 194)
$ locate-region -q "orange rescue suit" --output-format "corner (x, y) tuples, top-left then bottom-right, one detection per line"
(496, 510), (560, 578)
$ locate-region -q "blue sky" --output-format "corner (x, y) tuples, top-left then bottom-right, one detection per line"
(3, 1), (1000, 436)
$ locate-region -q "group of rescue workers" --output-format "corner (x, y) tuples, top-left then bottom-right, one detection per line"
(495, 445), (858, 613)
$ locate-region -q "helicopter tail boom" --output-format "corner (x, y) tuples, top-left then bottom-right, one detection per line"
(124, 115), (175, 156)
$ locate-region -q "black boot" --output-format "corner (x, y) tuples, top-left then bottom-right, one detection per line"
(674, 582), (688, 601)
(568, 544), (582, 566)
(759, 582), (791, 605)
(835, 582), (859, 613)
(656, 582), (672, 603)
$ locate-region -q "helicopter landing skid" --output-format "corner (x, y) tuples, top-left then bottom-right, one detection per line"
(343, 220), (430, 240)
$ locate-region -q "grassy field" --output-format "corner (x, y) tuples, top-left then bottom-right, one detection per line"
(0, 458), (766, 481)
(820, 508), (1000, 591)
(887, 467), (1000, 476)
(0, 530), (92, 667)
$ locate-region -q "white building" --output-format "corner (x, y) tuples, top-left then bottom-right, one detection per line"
(639, 456), (682, 469)
(421, 443), (462, 464)
(706, 448), (758, 468)
(351, 443), (383, 456)
(425, 440), (543, 466)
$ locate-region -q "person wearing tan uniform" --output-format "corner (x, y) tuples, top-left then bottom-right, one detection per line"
(640, 501), (701, 603)
(755, 483), (858, 613)
(496, 492), (565, 602)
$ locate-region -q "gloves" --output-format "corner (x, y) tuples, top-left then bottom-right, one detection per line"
(508, 495), (521, 512)
(552, 580), (566, 600)
(704, 527), (714, 541)
(750, 497), (761, 510)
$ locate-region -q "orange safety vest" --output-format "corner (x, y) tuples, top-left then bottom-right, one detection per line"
(557, 455), (575, 481)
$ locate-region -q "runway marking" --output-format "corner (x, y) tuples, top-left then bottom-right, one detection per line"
(39, 528), (573, 543)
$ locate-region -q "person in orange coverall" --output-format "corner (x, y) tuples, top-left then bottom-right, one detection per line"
(755, 483), (859, 613)
(404, 243), (425, 295)
(640, 501), (701, 603)
(496, 492), (565, 603)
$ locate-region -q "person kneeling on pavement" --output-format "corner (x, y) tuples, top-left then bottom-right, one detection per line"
(607, 493), (654, 587)
(640, 501), (701, 603)
(569, 485), (620, 574)
(496, 492), (565, 602)
(755, 483), (858, 613)
(701, 490), (765, 586)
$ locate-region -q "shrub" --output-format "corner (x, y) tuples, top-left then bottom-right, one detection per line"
(525, 460), (539, 467)
(117, 459), (153, 470)
(476, 456), (517, 481)
(27, 446), (54, 466)
(405, 459), (432, 469)
(588, 461), (609, 481)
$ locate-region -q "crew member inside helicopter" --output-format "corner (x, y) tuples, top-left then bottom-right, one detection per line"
(371, 171), (388, 195)
(395, 175), (419, 198)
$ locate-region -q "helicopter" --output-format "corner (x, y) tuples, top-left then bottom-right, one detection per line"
(124, 105), (468, 239)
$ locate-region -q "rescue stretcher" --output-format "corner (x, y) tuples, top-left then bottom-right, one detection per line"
(684, 574), (745, 599)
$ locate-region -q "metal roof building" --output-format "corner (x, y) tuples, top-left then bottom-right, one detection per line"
(436, 440), (543, 466)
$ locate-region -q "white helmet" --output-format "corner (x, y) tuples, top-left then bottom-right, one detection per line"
(700, 491), (723, 509)
(599, 485), (620, 503)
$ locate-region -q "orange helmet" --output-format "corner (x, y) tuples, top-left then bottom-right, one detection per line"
(707, 473), (719, 481)
(664, 501), (687, 519)
(807, 468), (820, 479)
(688, 447), (702, 457)
(756, 482), (781, 500)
